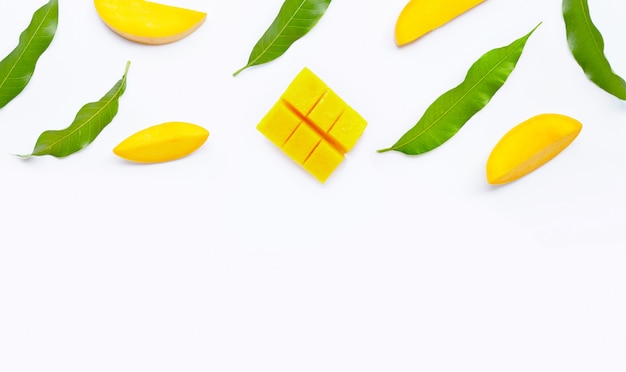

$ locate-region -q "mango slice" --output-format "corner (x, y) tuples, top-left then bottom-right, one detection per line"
(395, 0), (485, 46)
(257, 68), (367, 183)
(94, 0), (206, 45)
(486, 114), (582, 185)
(113, 122), (209, 163)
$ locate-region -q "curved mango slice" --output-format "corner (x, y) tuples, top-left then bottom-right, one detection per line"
(113, 122), (209, 163)
(94, 0), (206, 45)
(395, 0), (485, 46)
(486, 114), (582, 185)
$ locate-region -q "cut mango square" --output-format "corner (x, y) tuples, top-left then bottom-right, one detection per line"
(281, 68), (329, 116)
(282, 123), (322, 165)
(256, 101), (302, 147)
(328, 107), (367, 153)
(257, 67), (367, 183)
(303, 141), (345, 183)
(308, 90), (346, 133)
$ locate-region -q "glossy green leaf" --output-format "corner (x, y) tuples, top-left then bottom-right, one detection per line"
(0, 0), (58, 109)
(20, 61), (130, 158)
(378, 24), (539, 155)
(233, 0), (331, 76)
(563, 0), (626, 99)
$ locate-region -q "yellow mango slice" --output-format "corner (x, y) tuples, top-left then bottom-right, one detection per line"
(113, 122), (209, 163)
(395, 0), (485, 46)
(257, 68), (367, 183)
(94, 0), (206, 45)
(486, 114), (582, 185)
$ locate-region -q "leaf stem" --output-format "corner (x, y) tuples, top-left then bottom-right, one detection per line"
(232, 65), (248, 77)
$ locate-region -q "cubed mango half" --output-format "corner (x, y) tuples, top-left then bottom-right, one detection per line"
(257, 68), (367, 183)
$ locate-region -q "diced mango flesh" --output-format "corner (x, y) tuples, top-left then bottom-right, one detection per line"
(94, 0), (206, 45)
(256, 101), (302, 148)
(308, 90), (345, 133)
(395, 0), (485, 46)
(281, 68), (329, 116)
(257, 68), (367, 183)
(486, 114), (582, 185)
(303, 141), (344, 183)
(282, 123), (322, 165)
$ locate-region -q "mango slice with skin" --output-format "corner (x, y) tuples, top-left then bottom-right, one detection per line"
(486, 114), (582, 185)
(395, 0), (485, 46)
(114, 122), (209, 163)
(94, 0), (206, 45)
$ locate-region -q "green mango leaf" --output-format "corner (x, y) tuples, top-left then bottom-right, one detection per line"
(563, 0), (626, 100)
(233, 0), (331, 76)
(20, 61), (130, 158)
(0, 0), (58, 109)
(378, 24), (539, 155)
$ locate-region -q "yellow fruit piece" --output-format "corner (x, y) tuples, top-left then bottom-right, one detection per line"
(257, 68), (367, 183)
(256, 101), (302, 148)
(486, 114), (582, 185)
(94, 0), (206, 45)
(303, 141), (345, 183)
(395, 0), (485, 46)
(281, 67), (328, 116)
(113, 122), (209, 163)
(283, 123), (322, 165)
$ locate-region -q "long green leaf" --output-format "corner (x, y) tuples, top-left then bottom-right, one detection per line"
(0, 0), (58, 109)
(233, 0), (331, 76)
(21, 61), (130, 158)
(563, 0), (626, 100)
(378, 24), (539, 155)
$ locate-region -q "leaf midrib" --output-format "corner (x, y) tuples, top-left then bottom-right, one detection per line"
(577, 0), (604, 63)
(246, 0), (309, 68)
(0, 1), (54, 91)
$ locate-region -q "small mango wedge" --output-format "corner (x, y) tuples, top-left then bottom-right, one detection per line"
(94, 0), (206, 45)
(395, 0), (485, 46)
(114, 122), (209, 163)
(486, 114), (582, 185)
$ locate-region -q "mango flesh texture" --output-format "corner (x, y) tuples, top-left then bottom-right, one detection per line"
(94, 0), (206, 45)
(113, 122), (209, 163)
(486, 114), (582, 185)
(395, 0), (485, 46)
(257, 68), (367, 183)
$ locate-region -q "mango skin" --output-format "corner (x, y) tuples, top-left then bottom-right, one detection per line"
(113, 122), (209, 163)
(94, 0), (206, 45)
(486, 114), (582, 185)
(395, 0), (485, 46)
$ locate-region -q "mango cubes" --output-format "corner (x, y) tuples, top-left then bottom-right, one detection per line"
(257, 68), (367, 183)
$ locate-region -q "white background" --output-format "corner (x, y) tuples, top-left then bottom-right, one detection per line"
(1, 0), (625, 371)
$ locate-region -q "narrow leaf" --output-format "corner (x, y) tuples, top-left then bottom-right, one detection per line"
(20, 61), (130, 158)
(0, 0), (58, 109)
(563, 0), (626, 100)
(233, 0), (331, 76)
(379, 24), (539, 155)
